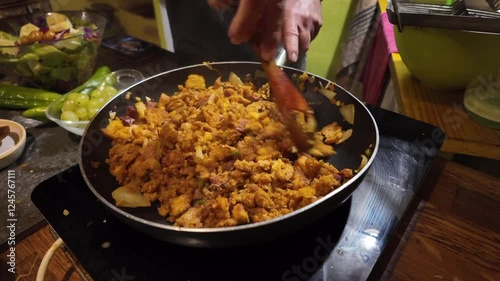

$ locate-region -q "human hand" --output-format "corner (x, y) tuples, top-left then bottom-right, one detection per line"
(282, 0), (323, 62)
(226, 0), (323, 62)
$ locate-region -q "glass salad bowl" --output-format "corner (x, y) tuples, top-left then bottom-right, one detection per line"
(0, 11), (107, 93)
(46, 69), (145, 136)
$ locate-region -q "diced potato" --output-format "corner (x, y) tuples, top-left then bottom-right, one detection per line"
(185, 74), (206, 89)
(320, 122), (343, 144)
(112, 184), (151, 208)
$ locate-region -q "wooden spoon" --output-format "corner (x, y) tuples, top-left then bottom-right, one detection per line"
(261, 61), (317, 152)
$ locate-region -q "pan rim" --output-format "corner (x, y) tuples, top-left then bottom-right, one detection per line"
(78, 61), (380, 234)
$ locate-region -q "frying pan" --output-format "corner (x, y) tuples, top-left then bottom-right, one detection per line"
(79, 62), (379, 248)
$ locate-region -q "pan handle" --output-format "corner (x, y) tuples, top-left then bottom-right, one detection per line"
(274, 45), (288, 67)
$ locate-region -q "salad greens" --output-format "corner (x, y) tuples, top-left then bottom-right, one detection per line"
(0, 12), (105, 93)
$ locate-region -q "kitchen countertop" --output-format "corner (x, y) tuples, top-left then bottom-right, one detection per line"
(0, 46), (185, 247)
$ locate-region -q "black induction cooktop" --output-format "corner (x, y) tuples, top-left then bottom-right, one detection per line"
(31, 106), (444, 281)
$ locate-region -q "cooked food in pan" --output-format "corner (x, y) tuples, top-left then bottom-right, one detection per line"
(102, 74), (355, 228)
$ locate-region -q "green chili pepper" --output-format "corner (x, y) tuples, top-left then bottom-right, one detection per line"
(0, 97), (54, 109)
(21, 106), (50, 121)
(0, 84), (61, 109)
(69, 65), (112, 94)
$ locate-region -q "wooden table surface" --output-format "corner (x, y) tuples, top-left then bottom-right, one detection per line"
(389, 53), (500, 160)
(1, 157), (499, 281)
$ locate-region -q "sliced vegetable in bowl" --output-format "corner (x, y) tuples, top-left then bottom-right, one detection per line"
(46, 68), (145, 135)
(0, 11), (107, 93)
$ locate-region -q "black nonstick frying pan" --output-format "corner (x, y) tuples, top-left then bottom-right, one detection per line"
(78, 62), (379, 248)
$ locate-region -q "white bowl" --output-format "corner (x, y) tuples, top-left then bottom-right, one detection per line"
(0, 119), (26, 170)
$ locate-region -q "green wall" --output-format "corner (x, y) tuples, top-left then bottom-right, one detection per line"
(306, 0), (357, 81)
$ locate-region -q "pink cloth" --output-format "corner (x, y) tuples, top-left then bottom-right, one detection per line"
(361, 12), (398, 106)
(383, 13), (398, 54)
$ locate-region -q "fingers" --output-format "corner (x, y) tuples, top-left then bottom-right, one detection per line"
(282, 0), (323, 62)
(298, 23), (312, 53)
(283, 16), (312, 62)
(283, 15), (299, 62)
(228, 0), (266, 44)
(228, 0), (321, 63)
(310, 0), (323, 41)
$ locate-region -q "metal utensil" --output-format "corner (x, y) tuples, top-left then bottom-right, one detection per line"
(387, 0), (500, 33)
